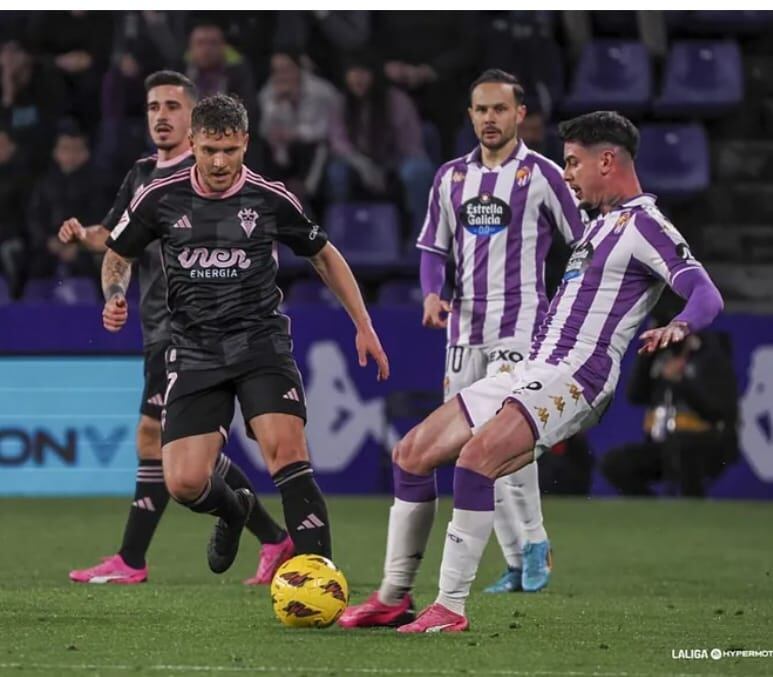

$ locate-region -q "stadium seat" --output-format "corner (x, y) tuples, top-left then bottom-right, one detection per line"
(21, 278), (55, 302)
(0, 276), (10, 305)
(422, 121), (443, 166)
(285, 279), (340, 306)
(377, 280), (424, 307)
(654, 41), (743, 117)
(563, 41), (652, 115)
(688, 11), (773, 35)
(51, 277), (99, 305)
(636, 124), (710, 199)
(323, 203), (401, 269)
(454, 122), (477, 158)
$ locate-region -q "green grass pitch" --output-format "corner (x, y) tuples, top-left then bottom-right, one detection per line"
(1, 497), (772, 676)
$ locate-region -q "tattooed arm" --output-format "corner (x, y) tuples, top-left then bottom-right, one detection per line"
(101, 249), (133, 332)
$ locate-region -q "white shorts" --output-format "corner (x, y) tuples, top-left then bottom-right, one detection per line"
(444, 339), (528, 402)
(457, 361), (612, 457)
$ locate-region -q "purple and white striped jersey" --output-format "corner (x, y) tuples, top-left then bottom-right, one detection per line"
(530, 194), (704, 407)
(416, 141), (584, 348)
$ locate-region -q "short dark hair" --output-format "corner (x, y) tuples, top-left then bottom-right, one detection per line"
(191, 94), (248, 136)
(144, 70), (198, 102)
(558, 111), (640, 159)
(469, 69), (525, 105)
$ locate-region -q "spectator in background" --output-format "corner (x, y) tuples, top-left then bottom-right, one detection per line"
(95, 12), (187, 182)
(0, 38), (66, 172)
(518, 98), (563, 165)
(185, 21), (260, 167)
(601, 297), (739, 497)
(327, 53), (433, 238)
(373, 11), (478, 155)
(258, 49), (341, 201)
(28, 124), (109, 282)
(274, 11), (371, 83)
(0, 127), (31, 298)
(27, 11), (112, 133)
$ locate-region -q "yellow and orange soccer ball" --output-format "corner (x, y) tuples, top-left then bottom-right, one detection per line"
(271, 554), (349, 628)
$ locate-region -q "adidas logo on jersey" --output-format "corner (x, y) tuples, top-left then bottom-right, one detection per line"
(282, 387), (301, 402)
(146, 393), (164, 406)
(173, 215), (192, 229)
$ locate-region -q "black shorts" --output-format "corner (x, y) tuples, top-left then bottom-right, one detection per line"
(161, 337), (306, 446)
(140, 342), (168, 421)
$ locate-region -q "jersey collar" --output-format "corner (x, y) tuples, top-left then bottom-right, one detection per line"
(191, 165), (247, 199)
(465, 139), (528, 169)
(156, 148), (193, 169)
(617, 193), (657, 210)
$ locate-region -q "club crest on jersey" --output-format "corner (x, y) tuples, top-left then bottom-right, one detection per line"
(458, 193), (512, 236)
(452, 170), (466, 183)
(515, 166), (531, 187)
(238, 207), (259, 237)
(613, 211), (632, 234)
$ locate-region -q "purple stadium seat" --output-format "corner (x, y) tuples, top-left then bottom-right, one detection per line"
(0, 276), (10, 305)
(454, 122), (477, 158)
(654, 41), (743, 117)
(636, 124), (710, 199)
(563, 41), (652, 115)
(378, 280), (424, 307)
(686, 11), (773, 35)
(323, 203), (401, 268)
(21, 278), (55, 302)
(51, 277), (99, 305)
(285, 279), (339, 306)
(422, 121), (443, 166)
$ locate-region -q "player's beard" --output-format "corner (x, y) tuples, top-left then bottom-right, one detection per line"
(479, 128), (515, 152)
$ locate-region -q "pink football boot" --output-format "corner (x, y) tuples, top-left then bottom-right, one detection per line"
(396, 603), (469, 633)
(243, 534), (295, 585)
(69, 554), (147, 584)
(338, 591), (415, 628)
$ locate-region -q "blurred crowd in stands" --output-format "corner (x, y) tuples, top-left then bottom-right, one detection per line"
(1, 10), (773, 306)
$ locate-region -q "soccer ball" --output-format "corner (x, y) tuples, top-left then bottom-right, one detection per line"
(271, 554), (349, 628)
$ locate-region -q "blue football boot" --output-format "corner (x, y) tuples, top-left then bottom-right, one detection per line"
(483, 567), (523, 593)
(521, 540), (552, 592)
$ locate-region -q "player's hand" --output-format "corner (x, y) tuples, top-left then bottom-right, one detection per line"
(638, 321), (689, 354)
(355, 323), (390, 381)
(58, 217), (86, 244)
(103, 293), (128, 333)
(422, 293), (451, 329)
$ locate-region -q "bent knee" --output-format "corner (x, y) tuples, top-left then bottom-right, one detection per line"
(164, 466), (209, 502)
(392, 431), (433, 475)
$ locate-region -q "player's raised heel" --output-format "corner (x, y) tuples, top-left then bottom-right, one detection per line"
(396, 603), (469, 633)
(484, 567), (523, 593)
(207, 488), (256, 574)
(69, 554), (148, 584)
(244, 534), (295, 585)
(338, 591), (415, 628)
(522, 540), (552, 592)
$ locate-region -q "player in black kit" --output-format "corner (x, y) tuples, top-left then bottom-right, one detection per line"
(65, 74), (291, 585)
(102, 93), (390, 573)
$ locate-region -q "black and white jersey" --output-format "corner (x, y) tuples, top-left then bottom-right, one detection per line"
(102, 150), (195, 348)
(107, 165), (328, 370)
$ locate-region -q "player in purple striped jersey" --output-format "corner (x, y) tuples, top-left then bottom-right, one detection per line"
(415, 70), (585, 596)
(344, 110), (723, 633)
(340, 70), (584, 629)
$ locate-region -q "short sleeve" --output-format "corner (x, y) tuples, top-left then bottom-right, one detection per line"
(416, 165), (453, 255)
(102, 167), (136, 231)
(629, 212), (704, 286)
(274, 192), (328, 257)
(106, 200), (159, 259)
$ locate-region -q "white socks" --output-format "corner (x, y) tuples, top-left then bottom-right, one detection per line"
(494, 462), (547, 562)
(436, 508), (493, 616)
(378, 497), (437, 605)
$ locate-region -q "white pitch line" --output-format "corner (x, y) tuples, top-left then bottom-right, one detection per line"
(0, 662), (727, 677)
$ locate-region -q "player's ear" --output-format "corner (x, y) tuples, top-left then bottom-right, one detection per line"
(243, 132), (249, 153)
